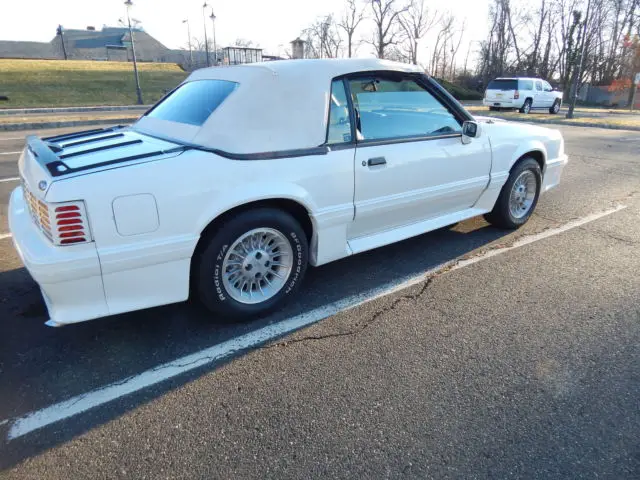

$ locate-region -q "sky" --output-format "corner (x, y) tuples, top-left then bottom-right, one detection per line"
(0, 0), (489, 66)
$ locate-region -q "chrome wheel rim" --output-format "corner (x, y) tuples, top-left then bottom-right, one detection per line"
(509, 170), (537, 219)
(221, 228), (293, 304)
(553, 102), (560, 113)
(523, 102), (530, 113)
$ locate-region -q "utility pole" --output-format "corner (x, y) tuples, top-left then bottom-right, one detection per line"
(56, 25), (68, 60)
(566, 0), (591, 119)
(183, 19), (193, 67)
(209, 11), (217, 66)
(202, 2), (210, 67)
(124, 0), (144, 105)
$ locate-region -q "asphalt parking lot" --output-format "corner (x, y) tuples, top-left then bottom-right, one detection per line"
(0, 124), (638, 478)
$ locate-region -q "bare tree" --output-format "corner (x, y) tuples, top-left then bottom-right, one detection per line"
(302, 15), (343, 58)
(233, 38), (258, 48)
(368, 0), (409, 58)
(449, 20), (467, 78)
(338, 0), (366, 57)
(431, 13), (455, 78)
(398, 0), (440, 65)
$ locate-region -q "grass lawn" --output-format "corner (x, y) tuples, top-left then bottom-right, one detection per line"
(466, 106), (640, 130)
(0, 59), (188, 108)
(0, 112), (140, 125)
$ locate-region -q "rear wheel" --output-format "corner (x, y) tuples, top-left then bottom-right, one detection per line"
(549, 99), (561, 114)
(196, 208), (308, 319)
(519, 99), (532, 114)
(484, 158), (542, 229)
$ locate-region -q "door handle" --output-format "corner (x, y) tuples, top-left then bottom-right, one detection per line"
(367, 157), (386, 167)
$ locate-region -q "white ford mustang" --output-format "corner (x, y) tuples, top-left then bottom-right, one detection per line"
(9, 58), (568, 326)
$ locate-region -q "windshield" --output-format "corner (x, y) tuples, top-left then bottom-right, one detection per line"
(487, 79), (517, 91)
(145, 80), (238, 126)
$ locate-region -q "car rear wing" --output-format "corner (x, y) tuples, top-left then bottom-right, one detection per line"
(30, 126), (185, 177)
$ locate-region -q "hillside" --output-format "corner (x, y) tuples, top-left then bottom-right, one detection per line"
(0, 59), (188, 107)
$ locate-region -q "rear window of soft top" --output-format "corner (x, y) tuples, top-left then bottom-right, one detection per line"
(145, 79), (238, 126)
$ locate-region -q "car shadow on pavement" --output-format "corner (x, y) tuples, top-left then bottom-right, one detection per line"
(0, 218), (513, 469)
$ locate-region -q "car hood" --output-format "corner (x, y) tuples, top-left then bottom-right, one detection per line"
(474, 115), (563, 140)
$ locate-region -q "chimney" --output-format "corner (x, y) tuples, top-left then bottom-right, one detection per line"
(290, 38), (305, 59)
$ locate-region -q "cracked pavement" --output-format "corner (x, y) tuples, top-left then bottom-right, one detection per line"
(0, 124), (639, 478)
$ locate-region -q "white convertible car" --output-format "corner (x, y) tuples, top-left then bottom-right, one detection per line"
(9, 59), (568, 326)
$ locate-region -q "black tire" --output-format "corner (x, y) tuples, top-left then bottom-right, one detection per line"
(549, 99), (561, 114)
(489, 106), (499, 111)
(196, 208), (309, 319)
(484, 158), (542, 229)
(519, 99), (532, 114)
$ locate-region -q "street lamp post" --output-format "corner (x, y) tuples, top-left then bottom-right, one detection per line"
(182, 19), (194, 67)
(56, 25), (68, 60)
(124, 0), (144, 105)
(209, 11), (217, 66)
(202, 2), (210, 67)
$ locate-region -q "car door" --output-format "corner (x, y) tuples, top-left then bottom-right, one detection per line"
(542, 81), (554, 107)
(533, 80), (544, 108)
(346, 73), (492, 240)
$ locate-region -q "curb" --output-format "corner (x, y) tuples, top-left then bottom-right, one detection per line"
(0, 105), (150, 116)
(0, 117), (135, 132)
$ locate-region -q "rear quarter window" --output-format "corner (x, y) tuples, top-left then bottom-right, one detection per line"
(518, 80), (533, 90)
(145, 80), (238, 126)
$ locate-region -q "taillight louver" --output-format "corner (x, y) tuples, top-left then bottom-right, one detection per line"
(52, 201), (91, 245)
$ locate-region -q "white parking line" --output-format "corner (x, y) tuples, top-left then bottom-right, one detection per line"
(5, 204), (627, 440)
(0, 177), (19, 183)
(0, 233), (12, 240)
(0, 137), (24, 142)
(0, 151), (20, 156)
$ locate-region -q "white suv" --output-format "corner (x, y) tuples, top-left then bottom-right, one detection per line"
(483, 77), (563, 114)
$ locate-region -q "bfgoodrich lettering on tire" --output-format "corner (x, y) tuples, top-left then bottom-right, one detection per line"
(196, 208), (309, 319)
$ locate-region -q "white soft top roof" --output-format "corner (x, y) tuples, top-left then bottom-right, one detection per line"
(134, 58), (424, 154)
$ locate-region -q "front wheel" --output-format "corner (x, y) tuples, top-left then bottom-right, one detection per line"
(196, 208), (309, 319)
(549, 100), (561, 114)
(484, 158), (542, 229)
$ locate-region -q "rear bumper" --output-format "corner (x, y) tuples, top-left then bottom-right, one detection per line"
(483, 99), (521, 108)
(8, 187), (109, 325)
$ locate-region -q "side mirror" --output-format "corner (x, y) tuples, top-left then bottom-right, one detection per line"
(461, 120), (481, 144)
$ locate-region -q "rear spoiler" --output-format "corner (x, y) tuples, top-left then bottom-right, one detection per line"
(30, 126), (185, 177)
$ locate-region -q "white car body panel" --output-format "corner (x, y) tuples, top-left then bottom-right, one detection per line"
(8, 59), (569, 326)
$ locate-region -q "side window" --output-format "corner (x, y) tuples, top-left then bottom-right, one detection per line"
(543, 81), (553, 92)
(535, 81), (543, 91)
(327, 80), (352, 144)
(520, 80), (533, 91)
(348, 76), (461, 141)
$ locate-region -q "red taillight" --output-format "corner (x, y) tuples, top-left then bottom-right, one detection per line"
(57, 218), (83, 226)
(56, 212), (81, 219)
(60, 238), (86, 245)
(50, 200), (92, 246)
(514, 91), (520, 99)
(55, 205), (80, 212)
